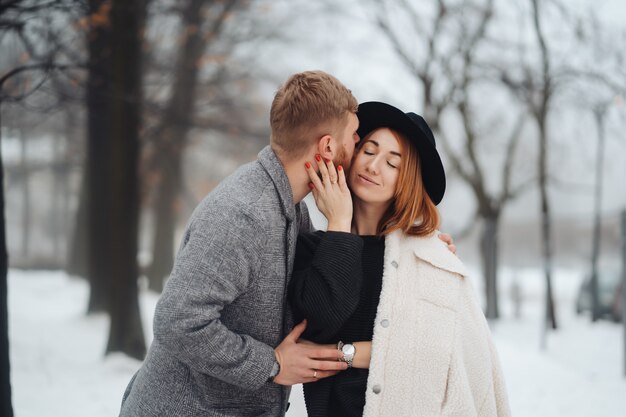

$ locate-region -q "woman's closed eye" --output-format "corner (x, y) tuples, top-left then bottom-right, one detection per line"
(387, 161), (397, 169)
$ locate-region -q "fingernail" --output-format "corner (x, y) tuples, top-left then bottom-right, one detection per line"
(324, 158), (330, 163)
(315, 154), (321, 162)
(337, 165), (343, 171)
(305, 162), (311, 169)
(308, 182), (314, 189)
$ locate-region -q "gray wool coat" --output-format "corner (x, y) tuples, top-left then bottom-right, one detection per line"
(119, 146), (311, 417)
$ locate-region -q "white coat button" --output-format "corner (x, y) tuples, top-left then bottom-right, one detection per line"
(381, 319), (390, 328)
(391, 261), (399, 268)
(372, 384), (382, 394)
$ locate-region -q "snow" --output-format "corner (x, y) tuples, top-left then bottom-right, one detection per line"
(8, 268), (626, 417)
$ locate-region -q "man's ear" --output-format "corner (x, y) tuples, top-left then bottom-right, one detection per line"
(316, 134), (334, 161)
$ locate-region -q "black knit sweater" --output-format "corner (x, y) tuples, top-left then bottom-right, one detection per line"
(288, 231), (385, 417)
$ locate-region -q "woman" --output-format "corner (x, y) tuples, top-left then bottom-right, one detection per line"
(288, 102), (510, 417)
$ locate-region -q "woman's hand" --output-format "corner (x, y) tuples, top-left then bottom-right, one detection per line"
(438, 232), (457, 255)
(305, 155), (352, 233)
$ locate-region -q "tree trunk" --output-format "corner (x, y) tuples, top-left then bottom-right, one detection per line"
(481, 213), (500, 319)
(105, 0), (146, 359)
(52, 134), (63, 263)
(589, 108), (606, 322)
(146, 0), (212, 291)
(531, 0), (557, 338)
(539, 116), (557, 332)
(66, 105), (88, 279)
(146, 149), (181, 292)
(61, 114), (72, 266)
(66, 174), (89, 279)
(19, 129), (30, 260)
(86, 0), (113, 313)
(0, 106), (15, 416)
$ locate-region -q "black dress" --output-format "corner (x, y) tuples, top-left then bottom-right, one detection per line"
(288, 231), (384, 417)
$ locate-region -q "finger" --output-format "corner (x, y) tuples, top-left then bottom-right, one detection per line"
(298, 369), (340, 383)
(310, 359), (349, 371)
(311, 186), (321, 204)
(337, 165), (348, 191)
(438, 232), (453, 246)
(306, 162), (324, 191)
(325, 158), (338, 184)
(301, 358), (345, 374)
(286, 320), (307, 342)
(314, 370), (341, 379)
(307, 347), (344, 360)
(316, 154), (331, 185)
(449, 244), (457, 255)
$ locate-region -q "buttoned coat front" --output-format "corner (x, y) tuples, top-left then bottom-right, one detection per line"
(363, 230), (511, 417)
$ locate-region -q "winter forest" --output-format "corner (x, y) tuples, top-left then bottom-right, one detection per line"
(1, 0), (626, 416)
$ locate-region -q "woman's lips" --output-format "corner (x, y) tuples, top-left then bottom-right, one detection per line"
(358, 174), (379, 186)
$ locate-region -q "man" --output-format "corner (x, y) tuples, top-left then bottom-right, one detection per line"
(120, 71), (361, 416)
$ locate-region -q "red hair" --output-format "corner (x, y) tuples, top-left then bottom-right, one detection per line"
(376, 129), (440, 236)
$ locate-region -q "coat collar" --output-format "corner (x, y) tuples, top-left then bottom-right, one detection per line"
(257, 146), (296, 222)
(388, 229), (469, 278)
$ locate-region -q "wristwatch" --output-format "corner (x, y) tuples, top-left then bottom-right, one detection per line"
(268, 360), (280, 383)
(337, 341), (356, 368)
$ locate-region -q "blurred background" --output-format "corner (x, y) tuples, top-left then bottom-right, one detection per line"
(0, 0), (625, 416)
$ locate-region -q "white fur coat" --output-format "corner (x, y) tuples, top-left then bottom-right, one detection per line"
(363, 230), (511, 417)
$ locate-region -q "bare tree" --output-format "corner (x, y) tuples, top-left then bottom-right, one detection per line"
(0, 105), (13, 417)
(589, 100), (610, 321)
(142, 0), (276, 292)
(144, 0), (242, 292)
(0, 0), (84, 409)
(530, 0), (557, 333)
(70, 0), (147, 356)
(104, 0), (147, 359)
(0, 122), (11, 417)
(496, 0), (560, 333)
(577, 15), (626, 322)
(84, 0), (113, 313)
(371, 0), (535, 319)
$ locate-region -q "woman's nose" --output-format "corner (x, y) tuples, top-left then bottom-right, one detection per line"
(366, 158), (380, 175)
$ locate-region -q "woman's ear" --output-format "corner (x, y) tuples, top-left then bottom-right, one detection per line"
(316, 134), (334, 161)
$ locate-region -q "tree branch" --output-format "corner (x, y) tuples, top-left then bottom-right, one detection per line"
(499, 112), (526, 204)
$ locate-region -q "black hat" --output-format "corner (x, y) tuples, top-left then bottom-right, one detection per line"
(356, 101), (446, 205)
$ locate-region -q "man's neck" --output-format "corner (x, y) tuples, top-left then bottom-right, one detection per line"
(278, 153), (312, 204)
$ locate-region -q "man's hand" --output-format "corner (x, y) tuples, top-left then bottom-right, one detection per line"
(273, 320), (348, 385)
(438, 232), (456, 254)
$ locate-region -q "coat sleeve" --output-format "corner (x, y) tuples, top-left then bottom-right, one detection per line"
(288, 231), (364, 343)
(152, 207), (276, 391)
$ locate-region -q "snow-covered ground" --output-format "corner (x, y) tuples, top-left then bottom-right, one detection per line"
(8, 267), (626, 417)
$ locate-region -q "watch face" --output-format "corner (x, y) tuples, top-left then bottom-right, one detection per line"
(342, 344), (355, 356)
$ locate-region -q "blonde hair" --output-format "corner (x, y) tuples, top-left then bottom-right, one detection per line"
(372, 129), (441, 236)
(270, 71), (358, 158)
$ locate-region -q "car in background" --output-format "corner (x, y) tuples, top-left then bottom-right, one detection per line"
(575, 267), (624, 322)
